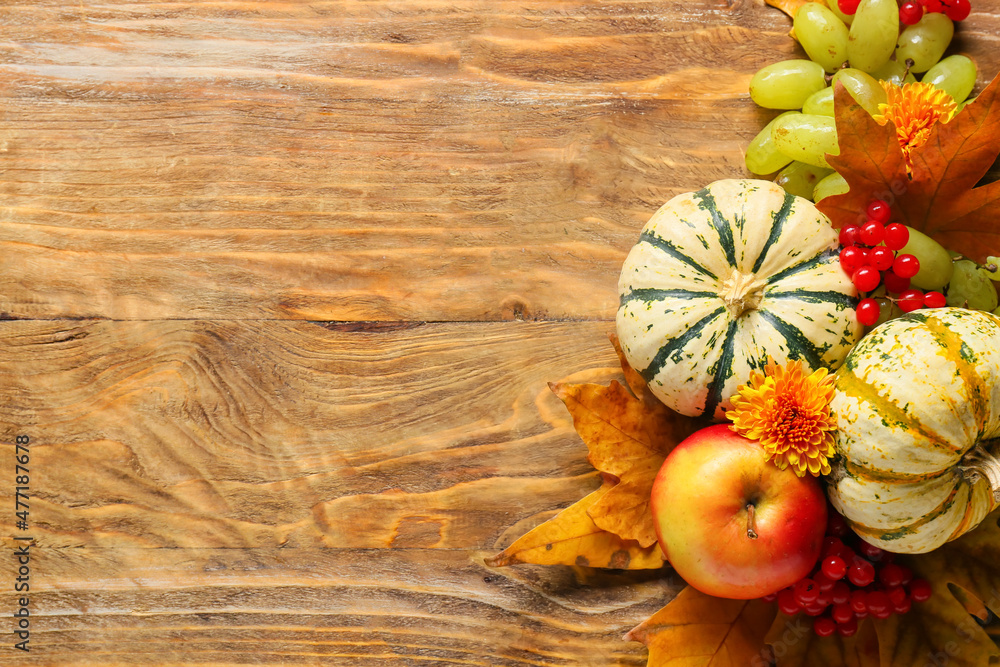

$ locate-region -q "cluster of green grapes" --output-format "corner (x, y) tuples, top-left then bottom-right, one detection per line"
(745, 0), (977, 203)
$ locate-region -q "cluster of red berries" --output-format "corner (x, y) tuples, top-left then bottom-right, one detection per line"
(838, 200), (944, 327)
(837, 0), (971, 24)
(761, 511), (932, 637)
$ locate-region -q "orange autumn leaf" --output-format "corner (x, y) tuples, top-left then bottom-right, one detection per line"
(551, 380), (698, 548)
(764, 0), (811, 18)
(485, 478), (666, 570)
(766, 613), (880, 667)
(818, 75), (1000, 262)
(625, 585), (776, 667)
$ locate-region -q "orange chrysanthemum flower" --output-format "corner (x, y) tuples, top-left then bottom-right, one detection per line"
(727, 359), (837, 477)
(873, 81), (957, 173)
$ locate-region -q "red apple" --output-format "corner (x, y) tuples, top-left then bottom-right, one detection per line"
(650, 423), (826, 600)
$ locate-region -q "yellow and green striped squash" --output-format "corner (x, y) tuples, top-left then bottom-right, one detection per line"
(828, 308), (1000, 554)
(616, 179), (862, 420)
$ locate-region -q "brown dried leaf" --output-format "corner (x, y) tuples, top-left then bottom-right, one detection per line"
(625, 585), (777, 667)
(767, 613), (880, 667)
(551, 380), (698, 547)
(485, 480), (666, 570)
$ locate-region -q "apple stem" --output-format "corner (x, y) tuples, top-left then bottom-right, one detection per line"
(746, 503), (758, 540)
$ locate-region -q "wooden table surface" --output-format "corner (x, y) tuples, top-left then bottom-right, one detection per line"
(3, 1), (1000, 664)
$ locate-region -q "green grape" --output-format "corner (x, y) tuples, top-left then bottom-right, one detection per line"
(773, 161), (833, 199)
(812, 171), (849, 202)
(869, 287), (902, 326)
(946, 260), (999, 311)
(803, 87), (834, 116)
(771, 114), (839, 168)
(871, 60), (917, 86)
(832, 68), (888, 116)
(825, 0), (854, 25)
(984, 256), (1000, 281)
(794, 3), (849, 73)
(922, 55), (977, 104)
(846, 0), (898, 73)
(750, 60), (828, 109)
(898, 226), (954, 290)
(746, 111), (799, 175)
(896, 13), (954, 74)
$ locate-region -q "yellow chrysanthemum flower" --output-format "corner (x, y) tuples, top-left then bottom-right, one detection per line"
(873, 81), (957, 173)
(727, 359), (837, 477)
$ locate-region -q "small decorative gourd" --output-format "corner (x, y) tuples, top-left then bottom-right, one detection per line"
(827, 308), (1000, 554)
(616, 179), (862, 419)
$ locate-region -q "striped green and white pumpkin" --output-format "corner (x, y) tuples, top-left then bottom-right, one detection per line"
(616, 179), (862, 420)
(828, 308), (1000, 554)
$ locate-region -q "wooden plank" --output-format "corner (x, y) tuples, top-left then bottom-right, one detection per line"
(0, 547), (680, 665)
(0, 320), (627, 548)
(0, 319), (684, 664)
(15, 0), (994, 319)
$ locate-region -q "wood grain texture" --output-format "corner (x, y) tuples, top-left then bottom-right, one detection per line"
(0, 320), (682, 663)
(4, 0), (996, 320)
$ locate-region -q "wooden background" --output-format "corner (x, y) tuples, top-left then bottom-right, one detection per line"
(2, 1), (1000, 664)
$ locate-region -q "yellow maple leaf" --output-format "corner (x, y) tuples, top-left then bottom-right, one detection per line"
(485, 478), (666, 570)
(550, 380), (698, 548)
(764, 0), (811, 18)
(766, 613), (880, 667)
(625, 585), (776, 666)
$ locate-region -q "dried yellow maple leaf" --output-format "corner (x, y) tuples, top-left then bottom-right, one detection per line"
(764, 0), (811, 18)
(485, 477), (666, 570)
(550, 379), (697, 548)
(625, 585), (776, 666)
(766, 613), (880, 667)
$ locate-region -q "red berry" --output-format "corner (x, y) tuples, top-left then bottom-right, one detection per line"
(838, 545), (857, 565)
(839, 0), (861, 13)
(922, 0), (944, 11)
(869, 246), (895, 271)
(893, 253), (920, 278)
(804, 603), (828, 616)
(823, 535), (844, 556)
(910, 579), (933, 602)
(814, 617), (837, 637)
(860, 220), (886, 245)
(894, 596), (912, 614)
(853, 266), (881, 292)
(883, 270), (911, 294)
(856, 298), (880, 326)
(880, 564), (906, 588)
(848, 559), (876, 587)
(837, 615), (859, 637)
(884, 223), (909, 250)
(832, 581), (852, 605)
(866, 200), (891, 223)
(831, 601), (854, 624)
(898, 288), (925, 313)
(945, 0), (971, 20)
(924, 290), (946, 308)
(866, 591), (891, 617)
(840, 246), (867, 275)
(814, 572), (836, 592)
(762, 591), (778, 602)
(821, 555), (848, 581)
(826, 511), (850, 537)
(898, 566), (913, 586)
(900, 0), (924, 23)
(839, 224), (862, 247)
(858, 541), (887, 562)
(886, 585), (908, 606)
(795, 578), (820, 605)
(849, 590), (868, 614)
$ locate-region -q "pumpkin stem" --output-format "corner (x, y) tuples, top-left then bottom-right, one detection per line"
(719, 269), (767, 318)
(959, 443), (1000, 504)
(746, 503), (758, 540)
